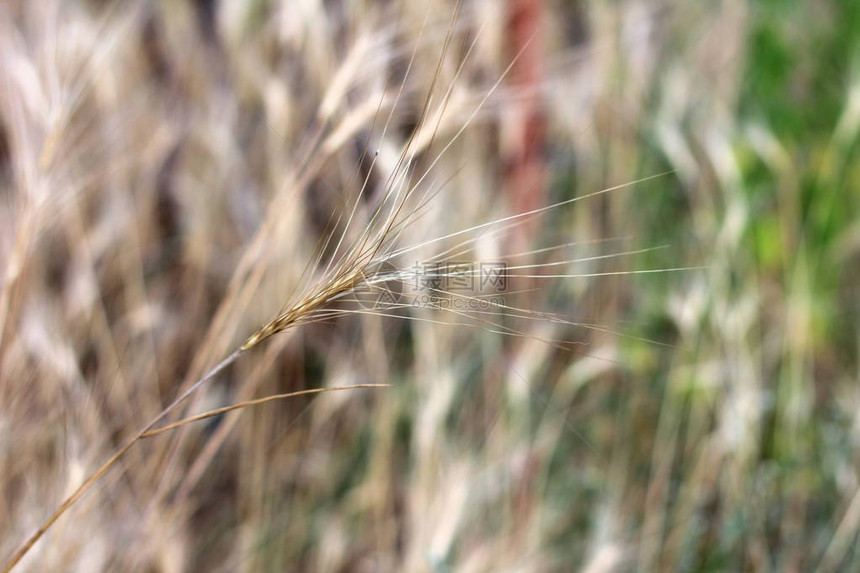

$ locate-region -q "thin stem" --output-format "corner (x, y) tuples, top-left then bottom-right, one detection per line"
(2, 348), (244, 573)
(141, 384), (390, 438)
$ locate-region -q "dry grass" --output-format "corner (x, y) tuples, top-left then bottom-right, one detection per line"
(2, 0), (858, 572)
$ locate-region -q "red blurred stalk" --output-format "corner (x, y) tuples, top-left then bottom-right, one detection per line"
(505, 0), (546, 252)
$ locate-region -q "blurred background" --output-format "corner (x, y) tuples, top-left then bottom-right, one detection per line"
(1, 0), (859, 571)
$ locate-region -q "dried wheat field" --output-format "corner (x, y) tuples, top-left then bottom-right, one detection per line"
(1, 1), (858, 571)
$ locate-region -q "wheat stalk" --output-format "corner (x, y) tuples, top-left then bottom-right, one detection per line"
(0, 2), (690, 569)
(0, 5), (464, 570)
